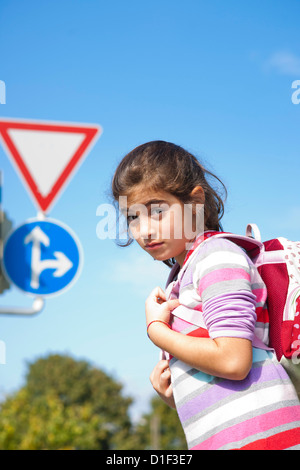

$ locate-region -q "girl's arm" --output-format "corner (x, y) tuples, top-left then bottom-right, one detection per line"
(148, 323), (252, 380)
(146, 287), (253, 381)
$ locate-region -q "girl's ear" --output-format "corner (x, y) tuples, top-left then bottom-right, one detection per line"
(188, 186), (206, 233)
(190, 185), (205, 204)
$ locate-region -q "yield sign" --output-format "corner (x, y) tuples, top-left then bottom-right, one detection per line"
(0, 118), (102, 213)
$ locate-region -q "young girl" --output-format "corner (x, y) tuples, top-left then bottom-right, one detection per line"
(112, 140), (300, 450)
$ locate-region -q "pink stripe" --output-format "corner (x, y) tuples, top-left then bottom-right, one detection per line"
(252, 288), (267, 303)
(171, 316), (191, 333)
(191, 405), (300, 450)
(194, 303), (203, 312)
(199, 268), (251, 295)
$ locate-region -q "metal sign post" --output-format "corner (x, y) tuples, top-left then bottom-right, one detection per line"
(0, 297), (44, 316)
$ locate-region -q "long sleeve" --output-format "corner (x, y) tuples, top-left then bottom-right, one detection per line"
(201, 290), (257, 341)
(193, 238), (258, 341)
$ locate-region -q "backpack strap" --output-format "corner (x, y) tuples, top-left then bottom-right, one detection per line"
(246, 223), (262, 242)
(211, 232), (264, 259)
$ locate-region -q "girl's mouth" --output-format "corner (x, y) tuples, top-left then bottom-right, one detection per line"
(145, 242), (164, 250)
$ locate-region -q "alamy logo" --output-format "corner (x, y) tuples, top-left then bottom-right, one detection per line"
(96, 198), (204, 245)
(0, 80), (6, 104)
(291, 80), (300, 104)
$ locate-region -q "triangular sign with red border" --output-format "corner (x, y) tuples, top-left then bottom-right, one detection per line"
(0, 118), (102, 213)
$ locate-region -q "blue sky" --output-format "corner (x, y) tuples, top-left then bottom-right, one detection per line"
(0, 0), (300, 421)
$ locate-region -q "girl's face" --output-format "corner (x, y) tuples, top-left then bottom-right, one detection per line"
(120, 187), (204, 266)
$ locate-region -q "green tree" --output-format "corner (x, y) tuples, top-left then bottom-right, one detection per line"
(0, 353), (135, 450)
(134, 396), (187, 450)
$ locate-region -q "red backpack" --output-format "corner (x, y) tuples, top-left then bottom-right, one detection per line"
(209, 224), (300, 395)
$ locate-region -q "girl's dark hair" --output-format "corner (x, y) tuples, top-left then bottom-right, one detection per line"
(111, 141), (227, 266)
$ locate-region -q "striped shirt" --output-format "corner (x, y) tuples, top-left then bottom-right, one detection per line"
(165, 234), (300, 450)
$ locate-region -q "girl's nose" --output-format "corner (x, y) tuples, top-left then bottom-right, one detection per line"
(139, 215), (157, 240)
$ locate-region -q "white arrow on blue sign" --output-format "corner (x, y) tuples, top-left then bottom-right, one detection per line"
(2, 217), (83, 297)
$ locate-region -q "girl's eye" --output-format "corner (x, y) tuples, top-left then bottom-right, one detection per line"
(152, 208), (162, 215)
(151, 206), (166, 217)
(127, 214), (138, 223)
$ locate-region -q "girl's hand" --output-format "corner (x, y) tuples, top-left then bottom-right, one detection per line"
(145, 286), (180, 328)
(150, 360), (176, 409)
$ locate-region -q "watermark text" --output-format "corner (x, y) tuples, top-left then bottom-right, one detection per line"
(291, 80), (300, 104)
(96, 197), (204, 246)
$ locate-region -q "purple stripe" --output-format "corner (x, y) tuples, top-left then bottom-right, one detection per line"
(181, 267), (193, 288)
(177, 363), (288, 423)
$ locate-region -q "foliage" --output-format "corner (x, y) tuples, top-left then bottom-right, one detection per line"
(0, 353), (187, 450)
(0, 353), (134, 450)
(133, 396), (187, 450)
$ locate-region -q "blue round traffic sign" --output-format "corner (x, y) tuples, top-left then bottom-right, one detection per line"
(2, 217), (83, 297)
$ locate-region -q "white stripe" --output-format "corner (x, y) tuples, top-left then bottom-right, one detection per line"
(183, 382), (297, 443)
(172, 369), (212, 402)
(170, 360), (194, 381)
(172, 304), (206, 328)
(179, 284), (201, 306)
(193, 251), (250, 281)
